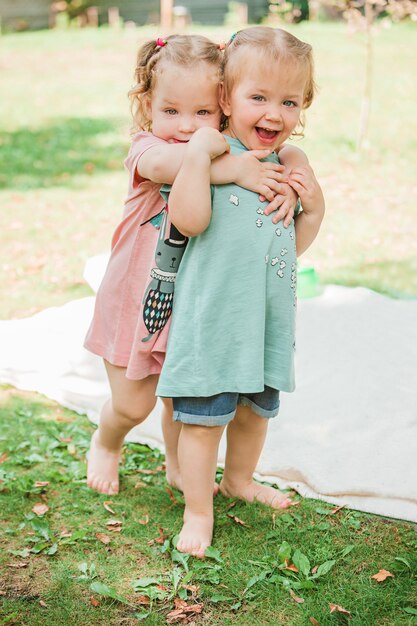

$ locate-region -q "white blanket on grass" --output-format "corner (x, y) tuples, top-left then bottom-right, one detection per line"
(1, 255), (416, 523)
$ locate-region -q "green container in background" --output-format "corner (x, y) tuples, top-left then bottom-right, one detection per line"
(297, 266), (321, 298)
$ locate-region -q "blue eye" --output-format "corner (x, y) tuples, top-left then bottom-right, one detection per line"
(252, 95), (265, 102)
(165, 109), (177, 115)
(283, 100), (297, 108)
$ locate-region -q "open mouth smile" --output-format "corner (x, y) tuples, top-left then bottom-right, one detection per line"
(255, 127), (279, 144)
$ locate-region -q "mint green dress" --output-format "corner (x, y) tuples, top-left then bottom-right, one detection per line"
(157, 136), (297, 398)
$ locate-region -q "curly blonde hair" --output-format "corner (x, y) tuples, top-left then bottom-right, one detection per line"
(222, 27), (316, 137)
(129, 34), (223, 132)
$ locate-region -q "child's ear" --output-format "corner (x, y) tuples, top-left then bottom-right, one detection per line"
(219, 82), (231, 116)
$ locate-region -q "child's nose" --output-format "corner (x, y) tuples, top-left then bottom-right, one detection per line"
(178, 117), (195, 133)
(265, 106), (282, 122)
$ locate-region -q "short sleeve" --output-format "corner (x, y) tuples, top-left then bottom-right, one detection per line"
(124, 132), (167, 188)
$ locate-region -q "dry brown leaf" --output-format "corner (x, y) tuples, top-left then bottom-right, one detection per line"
(34, 481), (50, 488)
(137, 595), (151, 605)
(96, 532), (111, 545)
(59, 530), (72, 538)
(105, 519), (122, 532)
(311, 565), (319, 574)
(134, 481), (146, 489)
(154, 527), (167, 544)
(59, 437), (72, 443)
(39, 600), (47, 608)
(309, 618), (320, 625)
(136, 468), (160, 475)
(227, 501), (237, 510)
(227, 514), (249, 526)
(289, 588), (304, 604)
(90, 596), (100, 607)
(166, 487), (178, 504)
(284, 559), (298, 573)
(166, 601), (204, 623)
(330, 505), (346, 515)
(371, 569), (394, 582)
(138, 514), (149, 525)
(0, 452), (9, 464)
(32, 503), (49, 516)
(182, 584), (199, 594)
(103, 501), (115, 514)
(7, 562), (28, 568)
(329, 603), (351, 616)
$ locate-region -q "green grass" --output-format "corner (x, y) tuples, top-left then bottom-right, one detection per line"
(1, 387), (416, 625)
(0, 22), (417, 319)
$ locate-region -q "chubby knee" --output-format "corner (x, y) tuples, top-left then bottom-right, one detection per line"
(112, 394), (157, 426)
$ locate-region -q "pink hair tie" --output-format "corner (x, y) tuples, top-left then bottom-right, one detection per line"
(155, 38), (167, 47)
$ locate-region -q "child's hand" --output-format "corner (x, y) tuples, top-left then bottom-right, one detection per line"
(234, 150), (288, 202)
(288, 165), (325, 216)
(188, 127), (230, 161)
(263, 182), (299, 227)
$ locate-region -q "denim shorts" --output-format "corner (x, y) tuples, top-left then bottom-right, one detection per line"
(173, 386), (280, 427)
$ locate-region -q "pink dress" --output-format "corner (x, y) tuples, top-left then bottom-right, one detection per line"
(84, 132), (187, 380)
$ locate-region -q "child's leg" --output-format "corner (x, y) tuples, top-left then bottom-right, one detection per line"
(220, 405), (292, 508)
(87, 361), (159, 495)
(160, 397), (182, 490)
(177, 423), (225, 558)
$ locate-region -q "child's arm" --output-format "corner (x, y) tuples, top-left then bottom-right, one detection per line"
(138, 141), (286, 201)
(264, 144), (310, 226)
(289, 164), (325, 257)
(168, 128), (230, 237)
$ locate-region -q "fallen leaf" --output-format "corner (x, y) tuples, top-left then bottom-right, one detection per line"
(0, 590), (6, 595)
(103, 501), (115, 514)
(34, 481), (50, 488)
(59, 531), (72, 538)
(166, 602), (204, 623)
(329, 603), (351, 616)
(0, 452), (8, 464)
(330, 505), (346, 514)
(311, 565), (319, 574)
(59, 437), (72, 443)
(105, 519), (122, 532)
(7, 562), (28, 568)
(289, 588), (304, 604)
(310, 618), (320, 625)
(96, 532), (111, 545)
(32, 503), (49, 516)
(137, 595), (151, 605)
(154, 527), (167, 544)
(182, 584), (199, 594)
(134, 481), (146, 489)
(284, 559), (298, 573)
(90, 596), (100, 607)
(227, 514), (249, 526)
(227, 501), (237, 510)
(138, 514), (149, 525)
(39, 600), (47, 608)
(136, 468), (160, 475)
(371, 569), (394, 582)
(166, 487), (178, 504)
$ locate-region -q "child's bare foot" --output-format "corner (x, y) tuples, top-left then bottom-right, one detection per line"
(219, 479), (292, 509)
(176, 510), (214, 558)
(87, 430), (120, 495)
